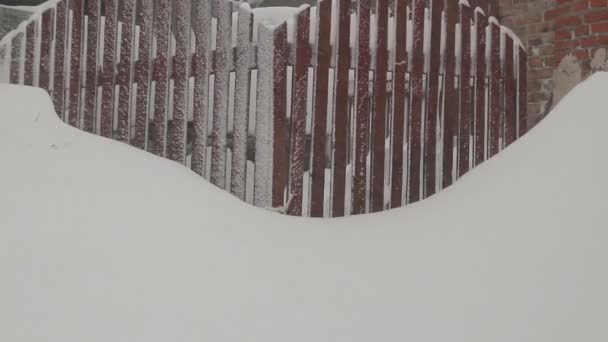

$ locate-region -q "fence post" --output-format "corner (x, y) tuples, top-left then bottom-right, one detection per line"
(390, 0), (408, 208)
(474, 8), (487, 166)
(230, 4), (254, 198)
(115, 0), (136, 142)
(100, 0), (117, 138)
(83, 0), (100, 133)
(310, 0), (332, 217)
(287, 7), (312, 216)
(504, 34), (517, 147)
(151, 0), (171, 156)
(39, 8), (54, 95)
(518, 46), (528, 137)
(133, 0), (154, 149)
(488, 20), (501, 157)
(68, 0), (84, 127)
(24, 21), (36, 86)
(458, 2), (472, 178)
(442, 0), (458, 189)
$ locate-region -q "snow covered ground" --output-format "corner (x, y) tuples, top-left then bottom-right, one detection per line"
(0, 73), (606, 341)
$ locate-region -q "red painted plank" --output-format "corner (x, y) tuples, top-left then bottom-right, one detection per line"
(39, 8), (54, 94)
(100, 0), (117, 138)
(24, 22), (36, 86)
(488, 22), (501, 157)
(151, 0), (171, 156)
(272, 23), (290, 209)
(458, 3), (472, 178)
(352, 0), (371, 215)
(474, 10), (487, 167)
(210, 0), (230, 185)
(408, 0), (425, 204)
(10, 33), (22, 84)
(287, 7), (312, 216)
(115, 0), (135, 142)
(53, 0), (68, 119)
(503, 36), (516, 147)
(83, 0), (100, 133)
(232, 6), (254, 199)
(68, 0), (84, 127)
(371, 0), (389, 211)
(331, 0), (351, 217)
(191, 0), (212, 175)
(442, 0), (458, 188)
(424, 0), (444, 198)
(309, 0), (332, 217)
(132, 0), (153, 149)
(518, 46), (528, 137)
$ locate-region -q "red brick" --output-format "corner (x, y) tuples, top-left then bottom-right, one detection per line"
(585, 11), (608, 23)
(529, 68), (554, 79)
(556, 30), (572, 40)
(555, 39), (579, 50)
(589, 0), (608, 7)
(529, 56), (544, 67)
(545, 6), (570, 20)
(556, 15), (582, 27)
(580, 35), (608, 47)
(575, 25), (589, 36)
(592, 22), (608, 33)
(571, 0), (589, 11)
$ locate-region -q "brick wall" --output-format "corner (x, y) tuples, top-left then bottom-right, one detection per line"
(499, 0), (608, 127)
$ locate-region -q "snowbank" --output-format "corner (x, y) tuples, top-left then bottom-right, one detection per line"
(0, 73), (607, 341)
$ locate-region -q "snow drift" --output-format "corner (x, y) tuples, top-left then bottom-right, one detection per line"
(0, 73), (606, 341)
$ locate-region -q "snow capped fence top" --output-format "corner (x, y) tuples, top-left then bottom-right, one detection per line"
(0, 0), (527, 218)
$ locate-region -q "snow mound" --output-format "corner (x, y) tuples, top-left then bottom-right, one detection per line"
(0, 72), (607, 341)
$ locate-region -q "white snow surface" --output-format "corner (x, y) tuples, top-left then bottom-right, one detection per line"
(0, 72), (607, 341)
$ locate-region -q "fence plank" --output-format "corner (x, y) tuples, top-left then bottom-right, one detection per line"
(458, 4), (472, 178)
(474, 9), (487, 166)
(503, 35), (516, 147)
(210, 0), (230, 185)
(408, 0), (425, 203)
(115, 0), (135, 142)
(100, 0), (117, 138)
(331, 0), (351, 217)
(442, 0), (457, 188)
(518, 46), (527, 137)
(151, 0), (171, 156)
(390, 0), (408, 208)
(191, 0), (212, 174)
(10, 33), (23, 84)
(272, 23), (290, 209)
(371, 0), (389, 211)
(68, 0), (84, 127)
(132, 0), (153, 149)
(24, 22), (36, 86)
(83, 0), (100, 133)
(488, 21), (501, 157)
(230, 5), (253, 198)
(352, 0), (371, 215)
(39, 8), (54, 94)
(309, 0), (332, 217)
(287, 7), (311, 216)
(424, 0), (444, 198)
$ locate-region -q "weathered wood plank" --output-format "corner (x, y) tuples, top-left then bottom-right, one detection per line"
(518, 46), (528, 137)
(474, 9), (487, 166)
(10, 32), (23, 85)
(503, 35), (517, 147)
(309, 0), (332, 217)
(115, 0), (135, 142)
(488, 21), (501, 157)
(68, 0), (84, 127)
(458, 3), (472, 178)
(39, 9), (54, 94)
(151, 0), (171, 156)
(24, 21), (35, 86)
(287, 7), (311, 216)
(442, 0), (458, 188)
(100, 0), (117, 138)
(132, 0), (153, 149)
(83, 0), (100, 133)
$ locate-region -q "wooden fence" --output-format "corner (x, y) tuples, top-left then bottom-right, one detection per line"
(0, 0), (527, 217)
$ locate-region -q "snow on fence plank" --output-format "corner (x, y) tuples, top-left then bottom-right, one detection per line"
(352, 0), (371, 215)
(38, 8), (54, 95)
(132, 0), (153, 150)
(230, 5), (253, 199)
(309, 0), (332, 217)
(24, 21), (36, 86)
(331, 0), (351, 217)
(518, 46), (527, 138)
(191, 0), (212, 175)
(287, 7), (312, 216)
(151, 0), (171, 156)
(442, 0), (458, 189)
(474, 9), (487, 167)
(1, 0), (528, 218)
(100, 0), (117, 138)
(371, 0), (389, 212)
(424, 0), (444, 198)
(408, 0), (425, 204)
(210, 0), (230, 185)
(488, 21), (501, 157)
(458, 3), (473, 178)
(389, 0), (407, 208)
(503, 35), (516, 147)
(83, 0), (100, 133)
(68, 0), (84, 127)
